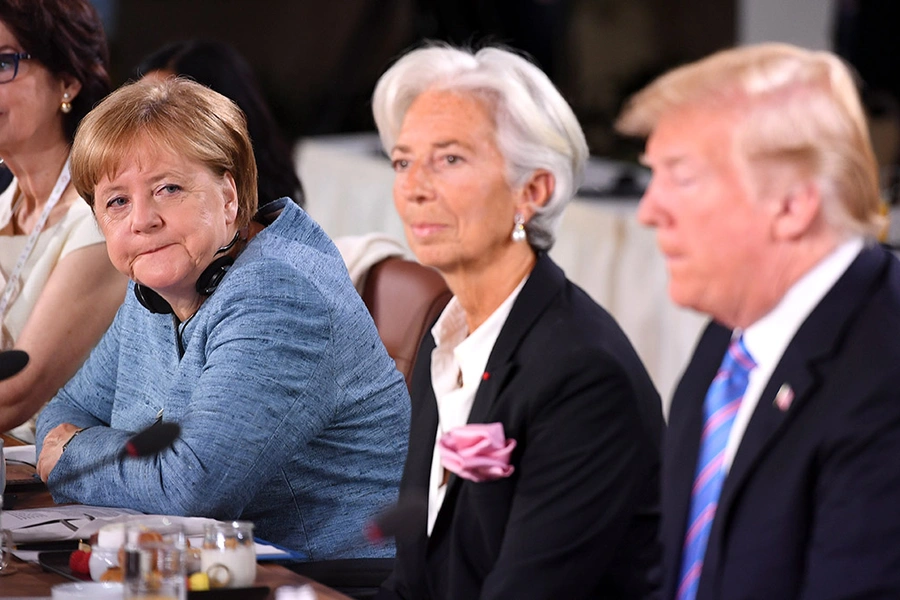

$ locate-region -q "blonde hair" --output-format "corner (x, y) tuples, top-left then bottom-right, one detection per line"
(372, 43), (588, 250)
(616, 43), (884, 238)
(71, 77), (258, 228)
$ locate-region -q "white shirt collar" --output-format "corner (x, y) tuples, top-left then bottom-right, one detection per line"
(742, 237), (865, 368)
(431, 275), (528, 394)
(723, 236), (865, 471)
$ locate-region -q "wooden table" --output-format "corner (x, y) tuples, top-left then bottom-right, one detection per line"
(2, 434), (351, 599)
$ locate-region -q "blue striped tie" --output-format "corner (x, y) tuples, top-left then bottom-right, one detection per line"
(676, 337), (756, 600)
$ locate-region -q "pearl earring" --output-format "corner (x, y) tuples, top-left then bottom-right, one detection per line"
(60, 92), (72, 114)
(511, 213), (527, 242)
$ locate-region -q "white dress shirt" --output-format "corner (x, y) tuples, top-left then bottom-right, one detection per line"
(426, 277), (528, 535)
(723, 237), (864, 472)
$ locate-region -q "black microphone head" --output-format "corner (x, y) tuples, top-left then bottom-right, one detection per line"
(365, 491), (428, 544)
(0, 349), (28, 381)
(123, 421), (181, 458)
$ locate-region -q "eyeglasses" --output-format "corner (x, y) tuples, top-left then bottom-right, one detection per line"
(0, 52), (32, 84)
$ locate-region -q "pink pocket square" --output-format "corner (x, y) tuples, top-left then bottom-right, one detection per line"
(439, 423), (517, 482)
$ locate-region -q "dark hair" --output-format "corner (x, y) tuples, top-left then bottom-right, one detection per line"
(0, 0), (110, 142)
(136, 40), (304, 208)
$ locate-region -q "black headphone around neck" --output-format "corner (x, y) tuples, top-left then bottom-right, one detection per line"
(134, 232), (240, 315)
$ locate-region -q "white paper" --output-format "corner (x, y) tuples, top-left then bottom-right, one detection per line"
(2, 443), (36, 466)
(2, 505), (143, 543)
(11, 548), (41, 562)
(3, 505), (297, 560)
(1, 507), (220, 543)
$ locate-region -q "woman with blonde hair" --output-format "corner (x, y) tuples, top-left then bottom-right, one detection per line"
(36, 77), (409, 558)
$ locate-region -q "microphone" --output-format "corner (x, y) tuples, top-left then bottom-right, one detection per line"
(49, 421), (181, 487)
(363, 491), (428, 544)
(121, 421), (181, 458)
(0, 349), (28, 381)
(287, 492), (426, 578)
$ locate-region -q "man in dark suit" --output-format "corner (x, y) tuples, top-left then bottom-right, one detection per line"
(616, 43), (900, 600)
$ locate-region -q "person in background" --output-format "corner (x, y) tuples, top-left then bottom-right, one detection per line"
(135, 40), (304, 208)
(372, 44), (664, 599)
(616, 43), (900, 600)
(35, 77), (410, 559)
(0, 0), (126, 441)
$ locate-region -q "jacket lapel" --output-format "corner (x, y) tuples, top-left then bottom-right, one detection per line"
(409, 333), (439, 473)
(704, 245), (890, 579)
(467, 252), (565, 423)
(407, 334), (442, 561)
(429, 253), (566, 542)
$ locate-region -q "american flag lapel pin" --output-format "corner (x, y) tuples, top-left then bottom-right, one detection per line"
(773, 383), (794, 412)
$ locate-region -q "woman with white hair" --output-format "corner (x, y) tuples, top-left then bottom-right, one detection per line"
(372, 44), (664, 599)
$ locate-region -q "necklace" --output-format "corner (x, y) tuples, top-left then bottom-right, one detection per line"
(0, 157), (72, 321)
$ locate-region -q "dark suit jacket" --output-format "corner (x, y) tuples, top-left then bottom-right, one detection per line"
(661, 244), (900, 600)
(378, 253), (664, 600)
(0, 167), (11, 196)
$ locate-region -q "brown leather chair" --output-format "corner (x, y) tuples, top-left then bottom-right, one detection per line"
(361, 256), (452, 389)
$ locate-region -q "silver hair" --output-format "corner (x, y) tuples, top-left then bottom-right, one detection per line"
(372, 43), (589, 250)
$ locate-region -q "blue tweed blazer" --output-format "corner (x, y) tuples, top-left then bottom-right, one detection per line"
(37, 200), (410, 559)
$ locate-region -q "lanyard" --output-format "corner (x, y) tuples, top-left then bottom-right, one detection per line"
(0, 157), (72, 322)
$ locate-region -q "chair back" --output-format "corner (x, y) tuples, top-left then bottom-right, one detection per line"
(361, 257), (452, 389)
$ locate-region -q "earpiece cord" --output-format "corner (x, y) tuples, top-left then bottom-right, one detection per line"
(134, 227), (254, 316)
(216, 231), (241, 255)
(173, 310), (199, 359)
(172, 231), (246, 356)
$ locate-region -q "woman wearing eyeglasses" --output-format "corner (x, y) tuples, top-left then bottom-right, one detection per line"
(0, 0), (126, 441)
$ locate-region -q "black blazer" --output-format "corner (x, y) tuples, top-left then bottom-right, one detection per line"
(378, 253), (664, 600)
(661, 244), (900, 600)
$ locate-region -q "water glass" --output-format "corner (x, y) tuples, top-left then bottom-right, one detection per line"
(200, 521), (256, 588)
(123, 519), (187, 600)
(0, 491), (14, 577)
(1, 436), (6, 495)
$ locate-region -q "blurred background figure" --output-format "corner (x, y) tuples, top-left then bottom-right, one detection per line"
(372, 44), (664, 599)
(135, 39), (304, 208)
(834, 0), (900, 204)
(0, 0), (126, 441)
(35, 77), (410, 559)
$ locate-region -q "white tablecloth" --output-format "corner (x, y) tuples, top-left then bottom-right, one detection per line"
(296, 134), (708, 411)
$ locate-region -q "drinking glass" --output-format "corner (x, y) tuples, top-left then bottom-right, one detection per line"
(0, 483), (15, 577)
(200, 521), (256, 588)
(1, 436), (5, 495)
(123, 518), (187, 600)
